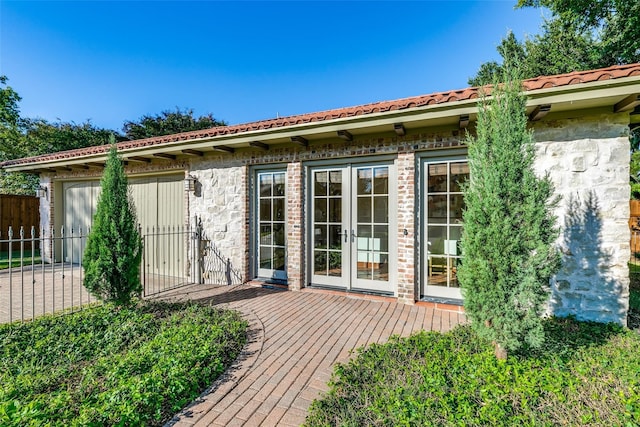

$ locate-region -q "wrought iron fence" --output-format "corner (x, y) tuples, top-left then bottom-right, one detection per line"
(0, 220), (205, 324)
(0, 226), (97, 324)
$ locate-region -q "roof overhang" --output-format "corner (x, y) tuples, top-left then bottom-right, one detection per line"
(5, 74), (640, 173)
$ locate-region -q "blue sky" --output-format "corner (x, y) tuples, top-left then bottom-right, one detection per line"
(1, 1), (546, 132)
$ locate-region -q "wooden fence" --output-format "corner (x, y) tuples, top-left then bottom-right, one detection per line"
(0, 195), (40, 252)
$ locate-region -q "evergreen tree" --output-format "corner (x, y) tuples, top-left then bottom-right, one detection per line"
(458, 72), (561, 358)
(83, 140), (142, 306)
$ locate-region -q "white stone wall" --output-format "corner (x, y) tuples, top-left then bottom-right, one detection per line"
(533, 112), (630, 325)
(188, 160), (246, 285)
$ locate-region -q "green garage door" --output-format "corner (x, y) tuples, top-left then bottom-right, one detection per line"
(62, 175), (185, 267)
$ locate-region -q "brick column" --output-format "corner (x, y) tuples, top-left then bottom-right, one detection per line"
(396, 151), (416, 304)
(286, 161), (304, 290)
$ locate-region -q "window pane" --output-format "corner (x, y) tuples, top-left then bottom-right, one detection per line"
(314, 198), (327, 222)
(450, 162), (469, 192)
(449, 258), (460, 288)
(259, 174), (272, 197)
(428, 164), (447, 193)
(273, 223), (285, 246)
(450, 226), (462, 241)
(373, 167), (389, 194)
(314, 171), (328, 196)
(357, 168), (372, 195)
(428, 256), (447, 286)
(273, 172), (285, 196)
(260, 199), (271, 221)
(373, 196), (388, 223)
(273, 197), (285, 221)
(427, 195), (447, 223)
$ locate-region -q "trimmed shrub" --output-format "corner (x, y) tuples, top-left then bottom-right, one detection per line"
(83, 142), (142, 306)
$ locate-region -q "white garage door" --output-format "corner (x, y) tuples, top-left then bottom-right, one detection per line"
(62, 175), (185, 266)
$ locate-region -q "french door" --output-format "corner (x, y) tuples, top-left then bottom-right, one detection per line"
(421, 158), (469, 299)
(310, 162), (396, 294)
(256, 170), (287, 281)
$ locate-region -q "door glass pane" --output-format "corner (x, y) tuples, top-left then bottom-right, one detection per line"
(273, 223), (285, 246)
(314, 226), (327, 248)
(273, 173), (285, 196)
(329, 198), (341, 222)
(273, 198), (285, 221)
(329, 225), (342, 249)
(373, 225), (388, 252)
(357, 252), (372, 279)
(373, 167), (389, 194)
(450, 162), (469, 192)
(449, 258), (460, 288)
(260, 224), (271, 245)
(428, 164), (447, 192)
(260, 200), (271, 221)
(328, 251), (342, 277)
(314, 251), (327, 275)
(329, 171), (342, 196)
(357, 197), (371, 223)
(427, 226), (446, 255)
(315, 198), (327, 222)
(428, 256), (447, 285)
(374, 253), (389, 281)
(314, 171), (328, 196)
(260, 246), (272, 269)
(449, 194), (464, 222)
(357, 168), (372, 195)
(273, 248), (285, 271)
(260, 174), (272, 197)
(373, 196), (388, 223)
(427, 196), (447, 223)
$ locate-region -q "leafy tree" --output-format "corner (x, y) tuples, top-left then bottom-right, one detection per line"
(123, 107), (226, 140)
(0, 76), (38, 195)
(458, 71), (561, 359)
(23, 119), (125, 156)
(83, 141), (142, 306)
(518, 0), (640, 66)
(469, 0), (639, 85)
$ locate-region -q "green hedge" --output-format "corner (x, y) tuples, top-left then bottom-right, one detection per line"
(305, 318), (640, 426)
(0, 302), (247, 426)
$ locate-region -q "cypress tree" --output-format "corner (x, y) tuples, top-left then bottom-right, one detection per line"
(458, 72), (561, 358)
(83, 140), (142, 306)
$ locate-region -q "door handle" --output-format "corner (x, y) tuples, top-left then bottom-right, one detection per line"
(351, 229), (357, 242)
(337, 229), (348, 243)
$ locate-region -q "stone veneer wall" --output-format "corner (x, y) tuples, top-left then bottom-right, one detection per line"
(533, 111), (630, 325)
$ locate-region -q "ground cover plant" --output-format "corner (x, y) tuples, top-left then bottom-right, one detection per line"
(0, 301), (247, 426)
(305, 318), (640, 426)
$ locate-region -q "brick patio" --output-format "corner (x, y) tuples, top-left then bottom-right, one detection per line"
(161, 284), (466, 426)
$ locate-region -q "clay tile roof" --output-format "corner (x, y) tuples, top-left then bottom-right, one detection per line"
(3, 63), (640, 168)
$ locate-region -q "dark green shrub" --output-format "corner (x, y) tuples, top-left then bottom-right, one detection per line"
(83, 141), (142, 306)
(458, 71), (561, 357)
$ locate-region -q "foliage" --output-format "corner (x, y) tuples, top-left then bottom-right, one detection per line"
(123, 107), (226, 140)
(458, 72), (560, 356)
(23, 118), (124, 155)
(82, 143), (142, 306)
(305, 319), (640, 426)
(468, 0), (639, 85)
(0, 301), (247, 426)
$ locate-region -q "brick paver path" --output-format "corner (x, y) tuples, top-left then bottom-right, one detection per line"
(162, 284), (466, 426)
